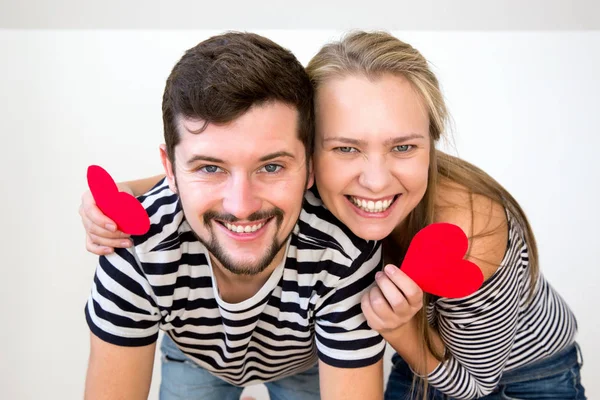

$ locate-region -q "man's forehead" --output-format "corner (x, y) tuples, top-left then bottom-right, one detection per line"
(174, 119), (305, 164)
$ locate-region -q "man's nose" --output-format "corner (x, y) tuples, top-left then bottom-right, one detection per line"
(222, 174), (262, 220)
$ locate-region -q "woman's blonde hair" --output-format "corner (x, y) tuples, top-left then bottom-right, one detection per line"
(306, 31), (539, 398)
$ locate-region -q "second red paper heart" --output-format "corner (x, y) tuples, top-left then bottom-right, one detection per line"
(400, 223), (484, 299)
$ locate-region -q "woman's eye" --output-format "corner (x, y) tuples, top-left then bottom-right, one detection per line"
(200, 165), (222, 173)
(260, 164), (283, 173)
(393, 145), (413, 152)
(336, 147), (357, 153)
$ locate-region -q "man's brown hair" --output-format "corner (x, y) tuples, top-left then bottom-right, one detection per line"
(162, 32), (314, 163)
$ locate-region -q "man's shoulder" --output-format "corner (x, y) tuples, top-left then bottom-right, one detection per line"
(296, 189), (379, 265)
(130, 178), (191, 255)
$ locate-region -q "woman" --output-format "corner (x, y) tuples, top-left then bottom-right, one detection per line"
(80, 31), (584, 399)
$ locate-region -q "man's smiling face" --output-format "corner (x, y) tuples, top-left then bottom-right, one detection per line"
(161, 101), (313, 275)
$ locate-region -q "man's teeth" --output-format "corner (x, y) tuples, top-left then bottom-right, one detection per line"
(224, 222), (266, 233)
(350, 196), (394, 213)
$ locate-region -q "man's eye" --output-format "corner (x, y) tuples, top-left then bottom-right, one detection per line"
(336, 147), (357, 153)
(393, 145), (413, 152)
(200, 165), (222, 173)
(260, 164), (283, 173)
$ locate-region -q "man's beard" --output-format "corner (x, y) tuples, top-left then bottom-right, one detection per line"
(192, 208), (289, 276)
(172, 170), (309, 276)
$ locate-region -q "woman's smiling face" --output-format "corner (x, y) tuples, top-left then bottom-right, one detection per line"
(313, 73), (431, 241)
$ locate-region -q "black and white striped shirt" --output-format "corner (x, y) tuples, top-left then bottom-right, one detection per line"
(426, 212), (578, 399)
(85, 180), (385, 386)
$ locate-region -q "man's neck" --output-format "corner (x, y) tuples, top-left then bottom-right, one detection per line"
(210, 248), (287, 304)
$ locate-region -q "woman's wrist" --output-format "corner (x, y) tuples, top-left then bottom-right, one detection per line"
(383, 318), (445, 376)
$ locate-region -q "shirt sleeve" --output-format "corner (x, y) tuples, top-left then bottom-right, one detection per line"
(425, 245), (529, 399)
(85, 246), (162, 347)
(314, 241), (386, 368)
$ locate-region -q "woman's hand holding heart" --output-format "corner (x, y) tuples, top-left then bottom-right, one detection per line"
(361, 222), (484, 337)
(361, 264), (423, 335)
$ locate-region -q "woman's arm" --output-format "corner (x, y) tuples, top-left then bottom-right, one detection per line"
(361, 266), (445, 375)
(364, 190), (516, 400)
(120, 174), (165, 197)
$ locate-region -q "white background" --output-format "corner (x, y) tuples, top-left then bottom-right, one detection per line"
(0, 28), (598, 399)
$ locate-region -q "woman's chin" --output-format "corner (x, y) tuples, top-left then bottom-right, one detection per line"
(348, 224), (394, 241)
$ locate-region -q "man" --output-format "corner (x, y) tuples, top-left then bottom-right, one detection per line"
(84, 32), (385, 399)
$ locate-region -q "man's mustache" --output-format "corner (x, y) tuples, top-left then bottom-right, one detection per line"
(203, 209), (284, 225)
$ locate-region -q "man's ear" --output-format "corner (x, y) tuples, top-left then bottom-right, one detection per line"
(159, 144), (178, 194)
(306, 157), (315, 190)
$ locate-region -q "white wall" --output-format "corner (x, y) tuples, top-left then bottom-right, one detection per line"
(0, 30), (598, 399)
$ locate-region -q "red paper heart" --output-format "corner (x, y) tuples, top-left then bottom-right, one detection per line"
(400, 223), (483, 298)
(86, 165), (150, 235)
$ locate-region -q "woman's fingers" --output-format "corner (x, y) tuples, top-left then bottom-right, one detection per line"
(381, 264), (423, 308)
(86, 234), (115, 256)
(80, 190), (132, 253)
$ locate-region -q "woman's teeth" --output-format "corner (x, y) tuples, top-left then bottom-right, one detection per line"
(350, 196), (394, 213)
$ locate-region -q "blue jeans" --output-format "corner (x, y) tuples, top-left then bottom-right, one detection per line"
(385, 343), (585, 400)
(159, 334), (320, 400)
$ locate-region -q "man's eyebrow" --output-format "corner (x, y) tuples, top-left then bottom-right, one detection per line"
(186, 151), (296, 165)
(186, 155), (224, 165)
(259, 151), (296, 162)
(322, 134), (426, 146)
